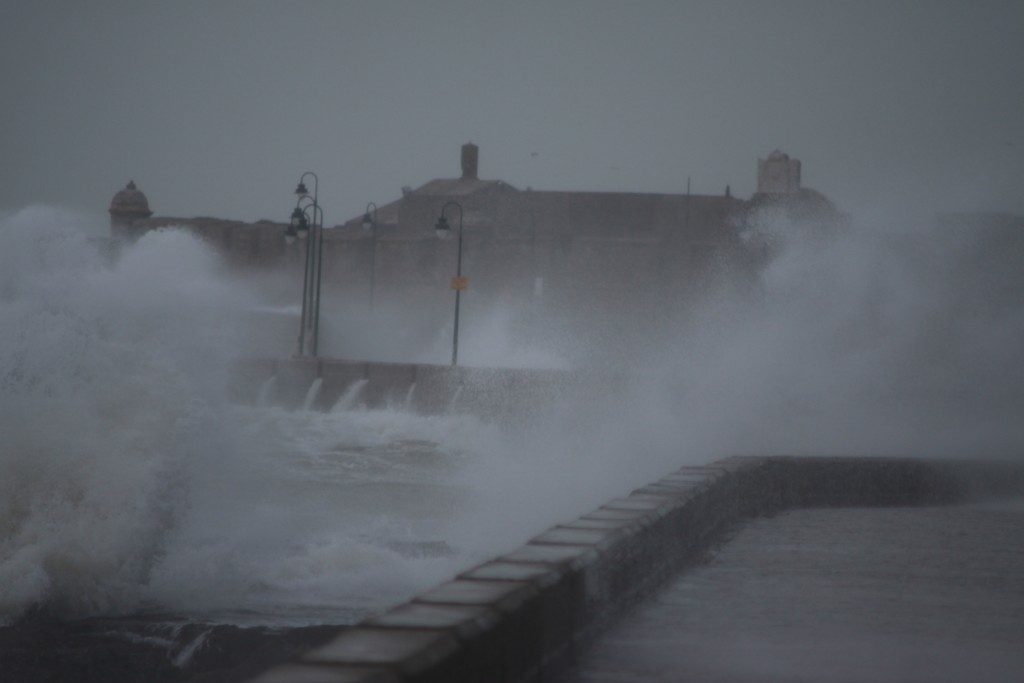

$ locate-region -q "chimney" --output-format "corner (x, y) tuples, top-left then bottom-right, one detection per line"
(461, 142), (478, 180)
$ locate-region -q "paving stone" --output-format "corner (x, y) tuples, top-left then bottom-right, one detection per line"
(252, 663), (399, 683)
(460, 561), (562, 584)
(364, 603), (499, 641)
(500, 542), (597, 568)
(531, 526), (619, 547)
(415, 579), (536, 612)
(562, 517), (639, 531)
(301, 628), (457, 673)
(581, 508), (651, 522)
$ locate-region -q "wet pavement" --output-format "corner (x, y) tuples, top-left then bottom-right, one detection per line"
(0, 617), (338, 683)
(561, 502), (1024, 683)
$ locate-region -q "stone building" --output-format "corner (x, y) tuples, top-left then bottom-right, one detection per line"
(107, 145), (836, 362)
(330, 144), (750, 331)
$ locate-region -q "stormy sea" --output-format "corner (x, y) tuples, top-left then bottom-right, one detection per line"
(3, 204), (1023, 681)
(0, 207), (604, 681)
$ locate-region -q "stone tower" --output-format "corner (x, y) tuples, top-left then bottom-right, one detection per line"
(108, 180), (153, 240)
(757, 150), (801, 194)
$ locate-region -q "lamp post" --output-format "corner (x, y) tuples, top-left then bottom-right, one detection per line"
(433, 201), (464, 366)
(361, 202), (378, 311)
(285, 172), (324, 357)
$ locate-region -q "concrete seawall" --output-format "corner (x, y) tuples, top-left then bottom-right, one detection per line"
(251, 455), (1024, 683)
(229, 357), (597, 420)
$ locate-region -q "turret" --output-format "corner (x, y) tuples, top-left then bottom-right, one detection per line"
(108, 180), (153, 240)
(757, 150), (802, 194)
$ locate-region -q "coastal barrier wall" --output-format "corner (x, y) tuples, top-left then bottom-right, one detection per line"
(228, 357), (600, 420)
(251, 455), (1024, 683)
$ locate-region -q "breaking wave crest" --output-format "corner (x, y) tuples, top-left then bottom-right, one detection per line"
(0, 208), (518, 626)
(0, 207), (254, 622)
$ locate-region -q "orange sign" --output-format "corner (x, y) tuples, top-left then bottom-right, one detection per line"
(450, 276), (468, 290)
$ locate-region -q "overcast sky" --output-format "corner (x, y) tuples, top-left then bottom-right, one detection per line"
(2, 1), (1022, 227)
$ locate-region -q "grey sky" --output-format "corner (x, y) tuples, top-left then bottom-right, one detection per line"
(2, 1), (1022, 226)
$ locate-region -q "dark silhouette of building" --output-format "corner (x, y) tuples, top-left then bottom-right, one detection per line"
(108, 180), (153, 240)
(331, 144), (752, 321)
(106, 145), (841, 361)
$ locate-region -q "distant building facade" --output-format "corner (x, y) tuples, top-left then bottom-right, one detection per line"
(108, 145), (837, 361)
(325, 144), (752, 336)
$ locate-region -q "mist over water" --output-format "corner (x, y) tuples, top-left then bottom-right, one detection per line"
(0, 207), (587, 627)
(664, 207), (1024, 459)
(1, 202), (1022, 630)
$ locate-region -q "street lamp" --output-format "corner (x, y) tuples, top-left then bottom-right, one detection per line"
(434, 201), (464, 366)
(285, 206), (308, 244)
(362, 202), (378, 311)
(285, 172), (325, 357)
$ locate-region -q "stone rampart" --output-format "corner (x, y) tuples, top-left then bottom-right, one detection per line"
(227, 357), (588, 420)
(251, 455), (1024, 683)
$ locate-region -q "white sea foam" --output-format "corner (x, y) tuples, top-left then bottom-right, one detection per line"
(0, 208), (250, 621)
(0, 208), (506, 625)
(3, 203), (1022, 629)
(141, 405), (512, 624)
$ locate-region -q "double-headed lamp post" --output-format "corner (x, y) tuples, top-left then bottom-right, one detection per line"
(361, 202), (378, 311)
(434, 201), (464, 366)
(285, 172), (324, 357)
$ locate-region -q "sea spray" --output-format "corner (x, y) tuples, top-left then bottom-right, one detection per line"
(0, 208), (253, 623)
(331, 379), (367, 412)
(0, 204), (544, 627)
(0, 210), (506, 626)
(5, 203), (1022, 632)
(141, 403), (510, 623)
(574, 207), (1024, 466)
(301, 377), (323, 411)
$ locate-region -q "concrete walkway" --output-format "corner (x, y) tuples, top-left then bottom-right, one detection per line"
(251, 458), (1024, 683)
(560, 503), (1024, 683)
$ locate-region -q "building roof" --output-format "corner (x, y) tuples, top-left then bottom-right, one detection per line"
(339, 143), (746, 242)
(413, 177), (516, 196)
(109, 180), (153, 217)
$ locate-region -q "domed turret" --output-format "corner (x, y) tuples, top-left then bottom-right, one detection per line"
(109, 180), (153, 239)
(744, 151), (845, 240)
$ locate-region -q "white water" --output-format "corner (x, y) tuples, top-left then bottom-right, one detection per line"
(448, 384), (464, 412)
(0, 208), (560, 627)
(140, 404), (516, 625)
(301, 377), (323, 411)
(331, 379), (368, 412)
(0, 208), (253, 622)
(2, 204), (1022, 630)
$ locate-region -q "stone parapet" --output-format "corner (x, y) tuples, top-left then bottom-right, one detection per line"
(250, 455), (1024, 683)
(228, 358), (583, 420)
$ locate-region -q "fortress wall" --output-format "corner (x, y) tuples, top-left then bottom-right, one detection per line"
(274, 358), (321, 410)
(231, 358), (579, 418)
(251, 455), (1024, 683)
(316, 360), (368, 410)
(364, 362), (419, 408)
